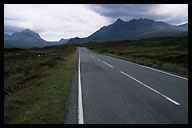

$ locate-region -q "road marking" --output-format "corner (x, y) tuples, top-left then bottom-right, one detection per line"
(120, 71), (180, 106)
(124, 60), (188, 81)
(78, 53), (84, 124)
(88, 54), (94, 58)
(98, 58), (101, 61)
(101, 54), (187, 80)
(140, 65), (188, 81)
(102, 61), (113, 68)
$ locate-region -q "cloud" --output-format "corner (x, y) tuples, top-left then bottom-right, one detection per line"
(4, 4), (188, 41)
(4, 4), (110, 41)
(4, 24), (24, 34)
(87, 4), (188, 25)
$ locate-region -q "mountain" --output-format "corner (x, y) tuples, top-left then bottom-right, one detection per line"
(4, 33), (11, 40)
(47, 38), (69, 46)
(4, 29), (48, 48)
(68, 18), (188, 44)
(177, 23), (188, 30)
(58, 38), (69, 44)
(67, 37), (87, 44)
(10, 32), (19, 37)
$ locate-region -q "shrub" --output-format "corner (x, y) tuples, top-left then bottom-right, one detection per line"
(4, 71), (10, 77)
(89, 47), (95, 50)
(118, 52), (124, 55)
(39, 62), (46, 66)
(54, 56), (63, 60)
(39, 60), (57, 68)
(15, 66), (23, 72)
(100, 49), (108, 53)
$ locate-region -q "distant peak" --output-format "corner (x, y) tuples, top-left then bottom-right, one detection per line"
(128, 18), (159, 25)
(114, 18), (126, 25)
(59, 38), (65, 41)
(129, 18), (153, 22)
(117, 18), (123, 21)
(74, 37), (80, 39)
(21, 29), (37, 34)
(20, 28), (42, 39)
(22, 28), (32, 32)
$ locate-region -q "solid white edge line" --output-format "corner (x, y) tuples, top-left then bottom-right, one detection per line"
(142, 66), (188, 81)
(120, 71), (180, 106)
(78, 52), (84, 124)
(124, 60), (188, 81)
(102, 61), (113, 68)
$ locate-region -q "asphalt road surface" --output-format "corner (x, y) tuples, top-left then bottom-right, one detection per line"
(65, 47), (188, 124)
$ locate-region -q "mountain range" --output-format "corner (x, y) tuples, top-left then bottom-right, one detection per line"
(4, 29), (68, 48)
(47, 38), (69, 46)
(177, 23), (188, 30)
(4, 18), (188, 48)
(68, 18), (188, 44)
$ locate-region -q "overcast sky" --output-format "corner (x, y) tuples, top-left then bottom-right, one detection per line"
(4, 4), (188, 41)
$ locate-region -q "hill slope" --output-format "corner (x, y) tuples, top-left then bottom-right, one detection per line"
(177, 23), (188, 30)
(68, 18), (188, 44)
(47, 38), (69, 46)
(4, 33), (11, 40)
(4, 29), (48, 48)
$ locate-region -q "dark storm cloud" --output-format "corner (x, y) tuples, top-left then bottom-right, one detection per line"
(87, 4), (188, 25)
(88, 4), (155, 19)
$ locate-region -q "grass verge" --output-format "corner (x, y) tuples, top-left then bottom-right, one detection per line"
(4, 46), (78, 124)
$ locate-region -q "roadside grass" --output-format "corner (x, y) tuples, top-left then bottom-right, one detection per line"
(77, 36), (188, 75)
(4, 45), (75, 89)
(4, 45), (78, 124)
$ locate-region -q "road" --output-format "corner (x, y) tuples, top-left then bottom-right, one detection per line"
(65, 47), (188, 124)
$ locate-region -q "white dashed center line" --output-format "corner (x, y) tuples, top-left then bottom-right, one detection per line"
(89, 53), (180, 106)
(102, 61), (113, 68)
(120, 71), (180, 106)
